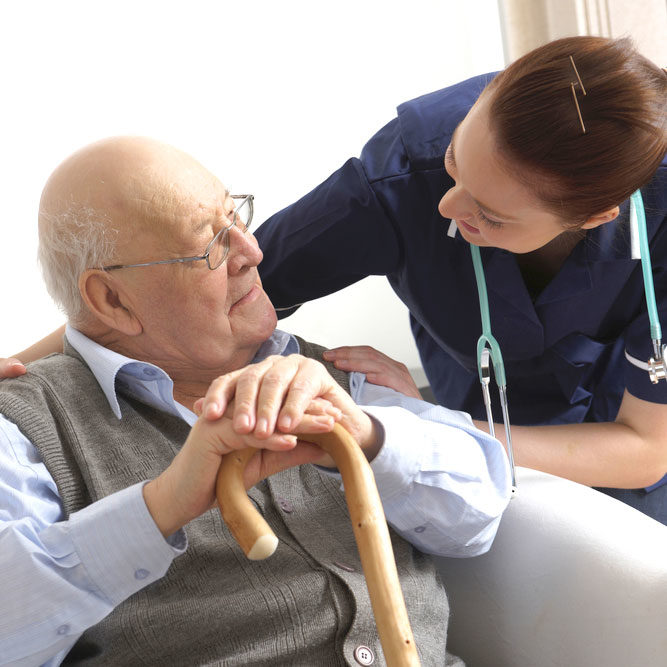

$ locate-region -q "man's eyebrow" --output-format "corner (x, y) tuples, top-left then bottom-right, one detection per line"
(192, 190), (234, 234)
(448, 123), (517, 222)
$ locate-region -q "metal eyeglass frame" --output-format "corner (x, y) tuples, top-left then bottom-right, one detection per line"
(100, 194), (254, 272)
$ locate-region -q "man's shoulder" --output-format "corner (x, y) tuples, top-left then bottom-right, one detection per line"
(0, 353), (92, 401)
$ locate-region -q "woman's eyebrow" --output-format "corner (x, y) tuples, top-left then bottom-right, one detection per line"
(449, 123), (462, 164)
(448, 122), (517, 222)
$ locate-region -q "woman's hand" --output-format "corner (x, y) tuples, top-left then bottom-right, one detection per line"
(0, 358), (27, 379)
(322, 345), (422, 399)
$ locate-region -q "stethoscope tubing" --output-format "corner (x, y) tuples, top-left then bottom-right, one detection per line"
(469, 189), (658, 495)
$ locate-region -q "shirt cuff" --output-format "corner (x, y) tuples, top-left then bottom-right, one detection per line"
(362, 406), (422, 504)
(68, 482), (186, 606)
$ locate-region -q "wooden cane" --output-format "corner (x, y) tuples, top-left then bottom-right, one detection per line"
(216, 422), (421, 666)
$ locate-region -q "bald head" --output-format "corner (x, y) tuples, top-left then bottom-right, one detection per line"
(38, 136), (228, 324)
(40, 136), (223, 235)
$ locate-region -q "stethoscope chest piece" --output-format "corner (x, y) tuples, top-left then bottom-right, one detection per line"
(648, 345), (667, 384)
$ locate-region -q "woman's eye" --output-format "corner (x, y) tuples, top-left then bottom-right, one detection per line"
(477, 207), (504, 229)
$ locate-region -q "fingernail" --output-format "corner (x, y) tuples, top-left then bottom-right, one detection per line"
(235, 414), (250, 430)
(257, 418), (269, 434)
(204, 402), (219, 419)
(280, 415), (292, 431)
(322, 350), (334, 359)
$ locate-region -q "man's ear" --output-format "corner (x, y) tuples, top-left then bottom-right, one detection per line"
(78, 270), (143, 336)
(581, 205), (620, 230)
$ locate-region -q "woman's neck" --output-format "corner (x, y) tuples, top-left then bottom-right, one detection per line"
(515, 229), (586, 300)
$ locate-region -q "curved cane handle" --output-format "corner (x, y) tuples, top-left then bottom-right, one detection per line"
(216, 423), (420, 666)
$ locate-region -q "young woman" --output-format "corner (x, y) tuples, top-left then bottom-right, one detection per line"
(254, 36), (667, 522)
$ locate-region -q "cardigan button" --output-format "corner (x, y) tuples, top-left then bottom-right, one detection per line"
(277, 497), (294, 513)
(353, 645), (375, 665)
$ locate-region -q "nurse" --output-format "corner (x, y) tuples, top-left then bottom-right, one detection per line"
(254, 36), (667, 522)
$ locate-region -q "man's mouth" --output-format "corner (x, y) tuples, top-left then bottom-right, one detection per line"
(230, 283), (260, 310)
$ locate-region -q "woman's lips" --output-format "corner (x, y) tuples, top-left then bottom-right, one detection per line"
(456, 218), (480, 235)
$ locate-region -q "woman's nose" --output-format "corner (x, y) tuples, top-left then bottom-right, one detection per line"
(438, 185), (473, 221)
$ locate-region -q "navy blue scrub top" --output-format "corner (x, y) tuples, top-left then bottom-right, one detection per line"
(256, 73), (667, 434)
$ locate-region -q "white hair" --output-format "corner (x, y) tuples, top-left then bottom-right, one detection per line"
(38, 207), (118, 325)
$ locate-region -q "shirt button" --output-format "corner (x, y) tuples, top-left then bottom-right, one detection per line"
(56, 624), (70, 636)
(414, 525), (426, 533)
(277, 498), (293, 513)
(353, 645), (375, 665)
(333, 560), (356, 572)
(134, 568), (150, 580)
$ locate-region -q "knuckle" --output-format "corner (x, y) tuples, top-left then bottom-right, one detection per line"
(290, 377), (316, 395)
(235, 396), (256, 412)
(287, 353), (309, 369)
(240, 367), (264, 384)
(308, 358), (328, 374)
(262, 367), (287, 386)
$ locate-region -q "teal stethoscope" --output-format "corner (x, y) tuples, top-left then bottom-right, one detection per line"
(470, 190), (666, 493)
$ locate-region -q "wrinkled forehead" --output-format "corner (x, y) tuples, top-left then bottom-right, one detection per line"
(123, 156), (232, 240)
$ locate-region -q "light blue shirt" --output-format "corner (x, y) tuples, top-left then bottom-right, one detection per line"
(0, 326), (510, 666)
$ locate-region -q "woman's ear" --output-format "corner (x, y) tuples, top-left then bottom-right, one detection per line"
(581, 205), (620, 230)
(78, 270), (143, 336)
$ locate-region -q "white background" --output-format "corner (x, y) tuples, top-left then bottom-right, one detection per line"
(0, 1), (504, 382)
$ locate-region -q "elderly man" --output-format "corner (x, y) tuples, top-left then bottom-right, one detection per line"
(0, 137), (510, 666)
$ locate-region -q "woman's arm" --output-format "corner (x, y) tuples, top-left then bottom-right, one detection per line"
(294, 344), (667, 489)
(14, 324), (66, 362)
(476, 390), (667, 489)
(0, 325), (66, 377)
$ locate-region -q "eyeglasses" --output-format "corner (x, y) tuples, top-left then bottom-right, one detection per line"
(101, 194), (254, 272)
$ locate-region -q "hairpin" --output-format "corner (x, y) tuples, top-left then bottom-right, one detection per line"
(569, 55), (587, 134)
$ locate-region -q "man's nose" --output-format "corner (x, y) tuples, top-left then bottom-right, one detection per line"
(226, 227), (263, 274)
(438, 185), (473, 221)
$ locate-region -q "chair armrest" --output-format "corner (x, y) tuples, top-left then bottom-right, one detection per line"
(435, 467), (667, 667)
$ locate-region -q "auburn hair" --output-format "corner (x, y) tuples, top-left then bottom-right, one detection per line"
(485, 36), (666, 224)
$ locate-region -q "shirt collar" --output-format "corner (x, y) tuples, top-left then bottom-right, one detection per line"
(250, 328), (298, 360)
(65, 326), (298, 422)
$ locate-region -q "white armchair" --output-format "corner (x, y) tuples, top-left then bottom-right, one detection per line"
(435, 467), (667, 667)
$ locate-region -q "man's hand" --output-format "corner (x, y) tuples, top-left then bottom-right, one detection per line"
(194, 354), (381, 462)
(322, 345), (422, 399)
(143, 408), (333, 538)
(0, 358), (27, 379)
